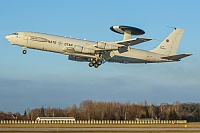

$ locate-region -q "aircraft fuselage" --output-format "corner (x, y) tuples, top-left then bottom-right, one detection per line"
(5, 31), (169, 65)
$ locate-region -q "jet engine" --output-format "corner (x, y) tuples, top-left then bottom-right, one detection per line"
(74, 45), (95, 54)
(97, 42), (118, 50)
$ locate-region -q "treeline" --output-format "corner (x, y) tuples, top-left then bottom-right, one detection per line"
(0, 100), (200, 122)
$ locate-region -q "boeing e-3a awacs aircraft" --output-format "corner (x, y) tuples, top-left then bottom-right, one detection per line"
(5, 25), (191, 68)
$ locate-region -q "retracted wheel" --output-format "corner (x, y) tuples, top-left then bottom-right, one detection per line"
(23, 50), (27, 54)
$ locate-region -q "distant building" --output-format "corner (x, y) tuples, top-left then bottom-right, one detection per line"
(136, 118), (154, 121)
(36, 117), (75, 121)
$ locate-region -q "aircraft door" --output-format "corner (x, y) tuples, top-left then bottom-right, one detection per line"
(23, 32), (30, 44)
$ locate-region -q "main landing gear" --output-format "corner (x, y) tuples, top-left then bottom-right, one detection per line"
(89, 59), (102, 68)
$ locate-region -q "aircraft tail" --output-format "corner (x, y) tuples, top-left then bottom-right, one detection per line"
(150, 28), (184, 56)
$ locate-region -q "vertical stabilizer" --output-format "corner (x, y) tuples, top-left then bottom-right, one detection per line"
(151, 28), (184, 56)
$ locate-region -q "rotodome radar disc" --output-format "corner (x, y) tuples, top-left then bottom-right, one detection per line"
(110, 25), (145, 35)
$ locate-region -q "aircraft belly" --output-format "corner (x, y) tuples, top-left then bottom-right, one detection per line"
(109, 55), (150, 63)
(107, 49), (156, 63)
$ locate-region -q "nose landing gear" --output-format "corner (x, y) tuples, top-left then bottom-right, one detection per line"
(22, 47), (27, 54)
(22, 50), (27, 54)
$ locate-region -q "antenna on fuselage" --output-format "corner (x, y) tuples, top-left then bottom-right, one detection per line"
(110, 25), (145, 40)
(166, 26), (177, 30)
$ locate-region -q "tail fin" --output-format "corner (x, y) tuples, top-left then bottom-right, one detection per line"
(151, 28), (184, 56)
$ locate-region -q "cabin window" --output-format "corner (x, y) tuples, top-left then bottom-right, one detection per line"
(12, 32), (18, 35)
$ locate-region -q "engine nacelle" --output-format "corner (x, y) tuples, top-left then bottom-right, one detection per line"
(96, 42), (106, 49)
(68, 55), (90, 62)
(74, 45), (95, 54)
(97, 42), (118, 50)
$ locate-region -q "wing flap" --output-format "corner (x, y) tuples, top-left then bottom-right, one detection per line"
(161, 54), (192, 61)
(116, 38), (152, 46)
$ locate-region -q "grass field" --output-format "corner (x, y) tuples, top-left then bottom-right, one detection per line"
(0, 123), (199, 133)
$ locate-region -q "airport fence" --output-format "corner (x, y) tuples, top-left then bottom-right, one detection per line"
(0, 120), (187, 124)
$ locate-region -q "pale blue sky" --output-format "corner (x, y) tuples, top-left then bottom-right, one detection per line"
(0, 0), (199, 112)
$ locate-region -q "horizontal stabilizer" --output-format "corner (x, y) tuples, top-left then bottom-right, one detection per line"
(116, 38), (152, 46)
(161, 54), (192, 61)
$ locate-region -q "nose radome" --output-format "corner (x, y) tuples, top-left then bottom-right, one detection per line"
(5, 35), (11, 40)
(5, 35), (15, 44)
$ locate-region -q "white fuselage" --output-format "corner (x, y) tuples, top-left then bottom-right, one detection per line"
(5, 31), (170, 64)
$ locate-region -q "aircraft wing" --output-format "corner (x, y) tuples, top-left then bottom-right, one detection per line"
(161, 54), (192, 61)
(116, 38), (152, 46)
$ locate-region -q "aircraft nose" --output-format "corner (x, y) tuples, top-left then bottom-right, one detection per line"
(5, 35), (11, 40)
(5, 35), (15, 44)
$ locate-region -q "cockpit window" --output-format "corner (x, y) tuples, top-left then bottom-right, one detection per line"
(12, 32), (18, 35)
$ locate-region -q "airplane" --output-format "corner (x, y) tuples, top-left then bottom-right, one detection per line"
(5, 25), (191, 68)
